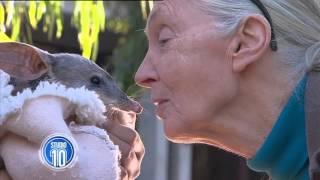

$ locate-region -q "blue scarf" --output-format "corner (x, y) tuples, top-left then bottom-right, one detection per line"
(247, 77), (309, 180)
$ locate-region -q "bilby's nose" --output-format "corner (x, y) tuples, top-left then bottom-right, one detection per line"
(129, 100), (143, 114)
(119, 99), (143, 114)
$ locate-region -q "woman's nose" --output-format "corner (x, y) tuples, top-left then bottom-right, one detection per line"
(135, 54), (158, 88)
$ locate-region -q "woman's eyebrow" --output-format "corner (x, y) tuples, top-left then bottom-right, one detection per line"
(144, 10), (160, 36)
(144, 4), (172, 36)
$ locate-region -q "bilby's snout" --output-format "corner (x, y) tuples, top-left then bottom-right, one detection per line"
(119, 98), (143, 114)
(128, 99), (143, 114)
(120, 99), (143, 114)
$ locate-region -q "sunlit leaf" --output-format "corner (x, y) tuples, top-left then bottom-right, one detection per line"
(91, 38), (99, 61)
(5, 1), (14, 26)
(140, 1), (147, 20)
(36, 1), (46, 21)
(140, 1), (153, 20)
(97, 1), (105, 31)
(72, 1), (81, 28)
(11, 12), (20, 41)
(0, 32), (13, 42)
(28, 1), (37, 29)
(56, 18), (62, 38)
(43, 15), (49, 32)
(0, 3), (5, 32)
(71, 1), (105, 60)
(148, 1), (154, 10)
(92, 4), (100, 41)
(3, 1), (109, 61)
(53, 1), (63, 38)
(80, 2), (90, 34)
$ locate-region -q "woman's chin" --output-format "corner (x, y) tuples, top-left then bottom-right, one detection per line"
(162, 118), (194, 143)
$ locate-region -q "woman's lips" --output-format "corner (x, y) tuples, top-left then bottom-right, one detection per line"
(154, 100), (169, 119)
(152, 99), (168, 105)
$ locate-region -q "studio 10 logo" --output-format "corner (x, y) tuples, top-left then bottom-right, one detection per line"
(39, 134), (78, 171)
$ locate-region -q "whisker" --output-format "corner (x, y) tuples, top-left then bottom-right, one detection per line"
(135, 28), (146, 32)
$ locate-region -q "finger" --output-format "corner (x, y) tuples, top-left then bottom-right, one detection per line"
(134, 136), (145, 161)
(106, 123), (145, 160)
(108, 133), (131, 158)
(109, 132), (144, 177)
(104, 122), (138, 146)
(120, 166), (129, 180)
(109, 134), (141, 179)
(104, 110), (137, 128)
(119, 112), (137, 129)
(123, 151), (141, 179)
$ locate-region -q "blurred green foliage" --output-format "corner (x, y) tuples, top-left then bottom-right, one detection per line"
(72, 1), (105, 60)
(111, 1), (149, 95)
(0, 1), (64, 45)
(0, 1), (101, 60)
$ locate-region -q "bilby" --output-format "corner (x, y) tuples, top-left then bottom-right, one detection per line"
(0, 42), (143, 171)
(0, 42), (142, 114)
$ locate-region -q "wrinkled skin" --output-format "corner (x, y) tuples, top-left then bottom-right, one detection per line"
(135, 0), (295, 158)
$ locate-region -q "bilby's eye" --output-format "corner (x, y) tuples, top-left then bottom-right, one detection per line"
(90, 76), (101, 85)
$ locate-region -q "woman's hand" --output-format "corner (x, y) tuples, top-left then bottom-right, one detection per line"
(103, 111), (145, 180)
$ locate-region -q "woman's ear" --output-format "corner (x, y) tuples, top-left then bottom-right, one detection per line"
(228, 14), (272, 72)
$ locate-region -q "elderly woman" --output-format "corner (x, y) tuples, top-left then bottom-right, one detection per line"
(135, 0), (320, 179)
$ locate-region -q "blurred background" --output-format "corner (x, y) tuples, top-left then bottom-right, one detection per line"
(0, 1), (267, 180)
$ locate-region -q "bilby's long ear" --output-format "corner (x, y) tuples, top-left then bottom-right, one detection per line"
(0, 42), (50, 80)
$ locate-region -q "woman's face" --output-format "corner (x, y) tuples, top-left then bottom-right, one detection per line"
(135, 0), (238, 142)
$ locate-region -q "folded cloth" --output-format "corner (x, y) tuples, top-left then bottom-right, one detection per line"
(1, 125), (120, 180)
(0, 69), (121, 180)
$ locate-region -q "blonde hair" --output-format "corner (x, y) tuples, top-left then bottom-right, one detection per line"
(195, 0), (320, 78)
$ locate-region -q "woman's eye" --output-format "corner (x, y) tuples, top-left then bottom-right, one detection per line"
(90, 76), (101, 85)
(159, 38), (171, 46)
(158, 27), (174, 47)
